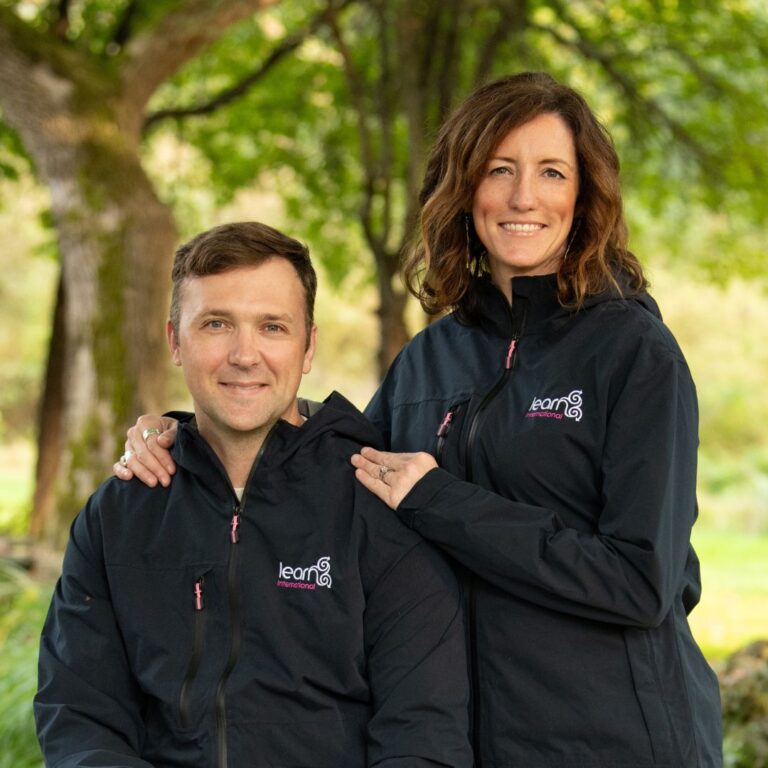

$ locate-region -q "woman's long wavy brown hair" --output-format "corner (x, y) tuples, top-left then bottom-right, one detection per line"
(404, 72), (647, 319)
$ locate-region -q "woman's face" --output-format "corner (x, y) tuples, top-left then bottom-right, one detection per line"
(471, 112), (579, 295)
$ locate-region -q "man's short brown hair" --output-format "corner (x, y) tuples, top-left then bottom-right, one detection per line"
(170, 222), (317, 347)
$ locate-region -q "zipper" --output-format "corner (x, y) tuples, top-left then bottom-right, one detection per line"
(465, 337), (518, 484)
(435, 407), (457, 466)
(464, 304), (523, 763)
(178, 576), (206, 728)
(463, 338), (517, 766)
(215, 502), (242, 768)
(213, 427), (275, 768)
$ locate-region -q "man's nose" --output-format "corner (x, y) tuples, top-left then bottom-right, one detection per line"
(229, 329), (262, 367)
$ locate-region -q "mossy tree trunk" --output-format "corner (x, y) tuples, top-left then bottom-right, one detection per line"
(31, 126), (177, 545)
(0, 1), (275, 545)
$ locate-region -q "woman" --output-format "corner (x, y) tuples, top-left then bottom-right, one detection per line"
(117, 72), (722, 767)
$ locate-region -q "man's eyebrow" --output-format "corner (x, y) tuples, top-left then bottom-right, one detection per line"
(197, 309), (295, 322)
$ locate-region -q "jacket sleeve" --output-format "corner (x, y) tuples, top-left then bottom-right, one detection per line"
(395, 340), (699, 629)
(35, 495), (154, 768)
(362, 528), (472, 768)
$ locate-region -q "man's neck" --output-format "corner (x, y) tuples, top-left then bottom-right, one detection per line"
(216, 440), (265, 489)
(195, 403), (304, 489)
(197, 426), (271, 489)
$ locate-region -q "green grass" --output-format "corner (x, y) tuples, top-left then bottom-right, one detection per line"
(0, 566), (49, 768)
(690, 527), (768, 661)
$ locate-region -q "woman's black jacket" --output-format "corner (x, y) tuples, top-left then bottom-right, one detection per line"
(365, 274), (722, 768)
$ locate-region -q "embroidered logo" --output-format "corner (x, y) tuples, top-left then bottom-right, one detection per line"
(277, 556), (332, 590)
(526, 389), (583, 422)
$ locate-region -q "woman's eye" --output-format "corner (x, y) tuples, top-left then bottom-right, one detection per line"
(489, 166), (512, 176)
(543, 168), (565, 179)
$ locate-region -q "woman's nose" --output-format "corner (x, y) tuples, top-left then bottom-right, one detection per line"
(508, 171), (536, 210)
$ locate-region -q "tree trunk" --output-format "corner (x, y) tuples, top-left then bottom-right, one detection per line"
(376, 254), (410, 378)
(26, 121), (177, 544)
(1, 1), (274, 544)
(0, 69), (177, 544)
(31, 274), (66, 540)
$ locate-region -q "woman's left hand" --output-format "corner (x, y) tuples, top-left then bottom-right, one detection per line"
(351, 446), (438, 509)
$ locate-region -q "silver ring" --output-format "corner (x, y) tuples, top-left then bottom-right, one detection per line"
(142, 427), (162, 441)
(119, 450), (134, 467)
(378, 465), (393, 482)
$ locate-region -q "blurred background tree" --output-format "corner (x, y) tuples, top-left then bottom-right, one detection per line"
(1, 0), (766, 540)
(1, 1), (767, 765)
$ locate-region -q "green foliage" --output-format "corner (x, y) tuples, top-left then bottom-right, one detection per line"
(0, 561), (48, 768)
(526, 0), (768, 225)
(138, 0), (768, 293)
(650, 266), (768, 532)
(0, 120), (31, 187)
(720, 641), (768, 768)
(0, 442), (34, 535)
(0, 175), (57, 442)
(147, 1), (371, 286)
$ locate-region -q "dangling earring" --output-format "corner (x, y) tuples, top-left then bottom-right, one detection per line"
(464, 213), (472, 264)
(465, 213), (482, 277)
(562, 218), (581, 263)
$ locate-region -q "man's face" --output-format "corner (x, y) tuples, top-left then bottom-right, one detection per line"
(167, 259), (316, 454)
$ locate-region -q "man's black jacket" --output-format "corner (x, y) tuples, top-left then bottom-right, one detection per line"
(35, 393), (472, 768)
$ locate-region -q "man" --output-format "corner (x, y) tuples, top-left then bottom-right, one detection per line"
(35, 222), (471, 768)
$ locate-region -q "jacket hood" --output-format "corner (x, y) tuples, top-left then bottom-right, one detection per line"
(471, 272), (661, 338)
(171, 391), (383, 482)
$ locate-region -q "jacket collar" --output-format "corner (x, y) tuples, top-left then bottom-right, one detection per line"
(169, 391), (382, 484)
(471, 272), (660, 338)
(473, 274), (565, 338)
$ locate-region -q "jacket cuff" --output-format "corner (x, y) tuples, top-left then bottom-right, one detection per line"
(395, 468), (457, 529)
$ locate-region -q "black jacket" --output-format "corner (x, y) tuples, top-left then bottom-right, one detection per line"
(365, 275), (722, 768)
(35, 393), (472, 768)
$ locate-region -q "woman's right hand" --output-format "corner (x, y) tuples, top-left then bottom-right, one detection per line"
(113, 415), (179, 487)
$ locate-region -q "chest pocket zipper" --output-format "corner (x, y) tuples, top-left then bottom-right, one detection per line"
(179, 573), (209, 728)
(435, 402), (468, 467)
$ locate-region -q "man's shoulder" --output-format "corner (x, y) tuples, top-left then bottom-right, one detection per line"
(73, 473), (174, 541)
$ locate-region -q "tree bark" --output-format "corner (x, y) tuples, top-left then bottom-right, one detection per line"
(0, 1), (273, 544)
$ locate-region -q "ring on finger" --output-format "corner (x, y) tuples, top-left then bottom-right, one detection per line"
(142, 427), (162, 441)
(119, 450), (135, 467)
(379, 465), (393, 482)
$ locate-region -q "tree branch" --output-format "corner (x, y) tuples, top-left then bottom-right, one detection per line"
(531, 12), (714, 173)
(433, 0), (463, 122)
(326, 2), (382, 258)
(119, 0), (281, 118)
(55, 0), (71, 40)
(111, 0), (140, 49)
(143, 0), (354, 132)
(0, 6), (92, 148)
(473, 0), (527, 87)
(373, 0), (394, 251)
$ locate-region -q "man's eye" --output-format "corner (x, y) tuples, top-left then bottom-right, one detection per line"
(206, 320), (225, 329)
(264, 323), (284, 333)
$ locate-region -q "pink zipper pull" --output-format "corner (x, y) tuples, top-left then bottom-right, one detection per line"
(231, 511), (241, 543)
(194, 579), (204, 611)
(505, 339), (517, 370)
(437, 409), (454, 437)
